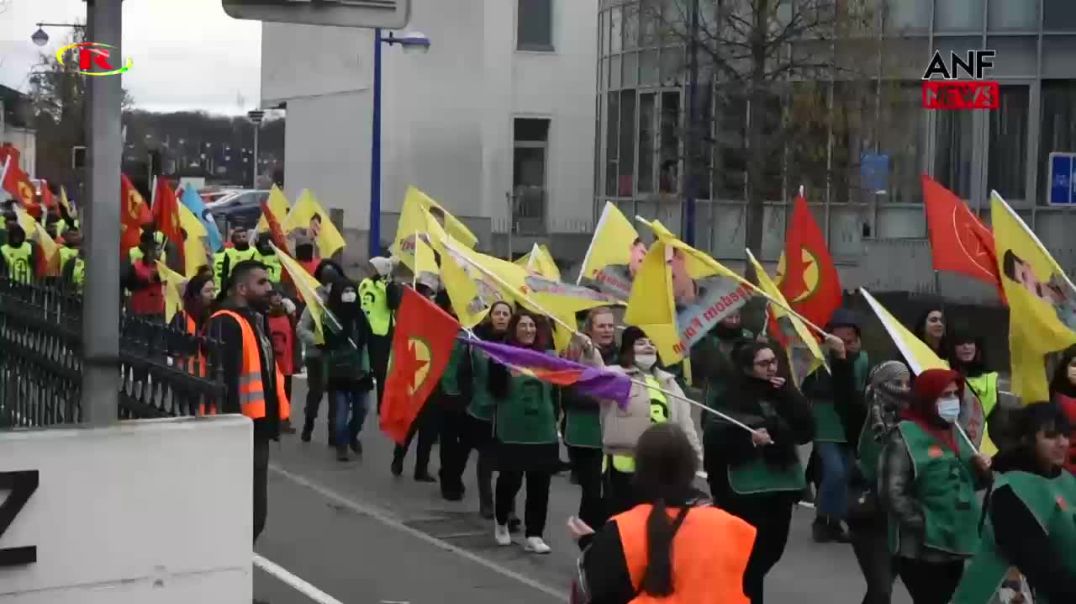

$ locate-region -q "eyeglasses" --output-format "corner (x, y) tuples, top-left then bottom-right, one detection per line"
(754, 358), (778, 368)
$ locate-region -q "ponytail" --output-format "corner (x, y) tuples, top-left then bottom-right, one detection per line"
(640, 500), (689, 597)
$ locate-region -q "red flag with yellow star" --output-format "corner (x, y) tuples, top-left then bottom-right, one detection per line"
(379, 287), (460, 444)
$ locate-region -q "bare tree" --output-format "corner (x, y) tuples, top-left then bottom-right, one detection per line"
(639, 0), (895, 258)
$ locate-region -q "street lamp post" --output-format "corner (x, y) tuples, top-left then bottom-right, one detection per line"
(30, 22), (87, 47)
(248, 109), (265, 188)
(369, 30), (430, 259)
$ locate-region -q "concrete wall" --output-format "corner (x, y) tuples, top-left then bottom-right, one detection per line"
(0, 416), (252, 603)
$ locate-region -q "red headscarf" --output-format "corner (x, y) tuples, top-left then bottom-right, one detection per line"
(903, 368), (964, 453)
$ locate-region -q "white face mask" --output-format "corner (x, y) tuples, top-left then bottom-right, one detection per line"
(634, 353), (657, 371)
(341, 291), (357, 303)
(936, 396), (961, 423)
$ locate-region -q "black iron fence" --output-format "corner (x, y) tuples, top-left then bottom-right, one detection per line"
(0, 276), (227, 428)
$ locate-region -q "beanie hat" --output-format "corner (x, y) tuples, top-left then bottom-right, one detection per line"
(619, 325), (648, 358)
(826, 308), (861, 335)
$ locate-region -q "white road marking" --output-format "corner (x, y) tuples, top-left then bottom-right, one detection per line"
(269, 464), (570, 603)
(253, 553), (345, 604)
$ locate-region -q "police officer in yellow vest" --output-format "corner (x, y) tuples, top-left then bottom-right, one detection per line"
(360, 256), (401, 411)
(597, 327), (702, 517)
(254, 232), (282, 284)
(59, 227), (85, 292)
(213, 226), (259, 290)
(0, 223), (36, 285)
(949, 331), (1001, 452)
(952, 402), (1076, 604)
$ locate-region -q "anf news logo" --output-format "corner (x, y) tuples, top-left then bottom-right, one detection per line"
(55, 42), (133, 77)
(921, 49), (998, 111)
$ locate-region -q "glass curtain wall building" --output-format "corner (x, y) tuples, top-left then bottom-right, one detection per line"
(595, 0), (1076, 270)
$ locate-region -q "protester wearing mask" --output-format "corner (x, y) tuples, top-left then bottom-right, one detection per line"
(880, 368), (992, 604)
(840, 361), (911, 604)
(297, 273), (334, 444)
(561, 307), (619, 542)
(1047, 345), (1076, 474)
(803, 309), (871, 543)
(255, 233), (282, 284)
(360, 256), (401, 413)
(571, 423), (756, 604)
(290, 229), (320, 277)
(948, 330), (999, 453)
(693, 311), (755, 429)
(213, 226), (258, 290)
(489, 311), (559, 554)
(0, 224), (36, 284)
(704, 340), (814, 603)
(601, 326), (701, 518)
(323, 279), (373, 462)
(952, 402), (1076, 604)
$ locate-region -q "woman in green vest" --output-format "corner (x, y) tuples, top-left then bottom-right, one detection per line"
(879, 368), (992, 604)
(952, 402), (1076, 604)
(948, 331), (998, 452)
(489, 310), (558, 554)
(704, 340), (815, 603)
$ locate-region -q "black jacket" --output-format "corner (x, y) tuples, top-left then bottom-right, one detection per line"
(206, 305), (282, 440)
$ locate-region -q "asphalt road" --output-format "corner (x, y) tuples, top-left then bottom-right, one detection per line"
(254, 378), (913, 604)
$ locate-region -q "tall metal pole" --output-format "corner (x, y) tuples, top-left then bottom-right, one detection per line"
(252, 123), (260, 189)
(369, 29), (383, 259)
(682, 0), (700, 246)
(81, 0), (122, 425)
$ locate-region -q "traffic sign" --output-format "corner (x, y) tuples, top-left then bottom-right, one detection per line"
(860, 153), (890, 195)
(223, 0), (411, 29)
(1048, 152), (1076, 205)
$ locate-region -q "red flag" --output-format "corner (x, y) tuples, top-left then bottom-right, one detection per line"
(921, 175), (1002, 292)
(260, 200), (289, 251)
(1, 155), (40, 214)
(379, 288), (459, 445)
(779, 193), (842, 328)
(152, 176), (184, 247)
(39, 180), (56, 210)
(121, 173), (151, 257)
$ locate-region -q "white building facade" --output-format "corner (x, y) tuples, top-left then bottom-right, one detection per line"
(261, 0), (598, 260)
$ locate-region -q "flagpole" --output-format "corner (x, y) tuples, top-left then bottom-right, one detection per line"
(412, 230), (419, 289)
(956, 423), (980, 455)
(743, 248), (833, 338)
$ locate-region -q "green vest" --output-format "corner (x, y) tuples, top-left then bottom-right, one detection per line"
(564, 352), (617, 449)
(1, 242), (33, 284)
(258, 251), (282, 283)
(953, 471), (1076, 604)
(610, 375), (669, 472)
(889, 421), (981, 557)
(494, 371), (558, 445)
(440, 338), (467, 396)
(467, 345), (495, 422)
(813, 352), (870, 443)
(966, 372), (1000, 452)
(213, 247), (258, 287)
(857, 415), (884, 486)
(702, 329), (753, 423)
(359, 278), (392, 336)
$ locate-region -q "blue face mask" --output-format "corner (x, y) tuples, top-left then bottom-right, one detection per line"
(936, 396), (961, 423)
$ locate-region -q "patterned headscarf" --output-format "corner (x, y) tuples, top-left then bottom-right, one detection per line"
(865, 361), (911, 442)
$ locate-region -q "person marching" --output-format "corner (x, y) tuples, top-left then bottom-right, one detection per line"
(297, 275), (333, 444)
(213, 225), (258, 290)
(322, 279), (373, 462)
(951, 402), (1076, 604)
(802, 309), (870, 543)
(948, 329), (1000, 452)
(360, 256), (401, 413)
(123, 230), (165, 320)
(561, 307), (619, 538)
(840, 360), (911, 604)
(490, 310), (559, 554)
(57, 227), (84, 292)
(703, 340), (814, 603)
(206, 259), (290, 544)
(912, 307), (947, 358)
(172, 273), (217, 335)
(435, 289), (475, 501)
(0, 223), (36, 285)
(600, 326), (701, 518)
(391, 281), (441, 481)
(879, 367), (992, 604)
(255, 233), (283, 285)
(571, 423), (756, 604)
(1047, 345), (1076, 475)
(693, 310), (754, 429)
(266, 288), (298, 406)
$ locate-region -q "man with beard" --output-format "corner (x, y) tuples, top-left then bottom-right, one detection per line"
(207, 260), (291, 544)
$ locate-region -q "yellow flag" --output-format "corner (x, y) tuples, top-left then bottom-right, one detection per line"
(59, 186), (73, 216)
(747, 249), (825, 385)
(531, 244), (561, 281)
(272, 243), (332, 344)
(258, 185), (290, 233)
(392, 186), (478, 271)
(178, 204), (209, 278)
(624, 241), (681, 365)
(157, 260), (186, 324)
(577, 202), (641, 299)
(991, 191), (1076, 403)
(283, 189), (346, 259)
(414, 233), (439, 276)
(15, 206), (59, 277)
(861, 288), (948, 374)
(440, 247), (489, 328)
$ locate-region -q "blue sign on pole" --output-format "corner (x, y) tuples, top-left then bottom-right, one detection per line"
(1048, 152), (1076, 205)
(861, 152), (890, 195)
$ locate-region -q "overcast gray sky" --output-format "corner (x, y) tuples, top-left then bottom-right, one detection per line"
(0, 0), (261, 115)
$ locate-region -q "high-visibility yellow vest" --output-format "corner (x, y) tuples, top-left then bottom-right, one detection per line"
(359, 277), (392, 336)
(258, 251), (282, 283)
(611, 375), (669, 473)
(1, 242), (33, 284)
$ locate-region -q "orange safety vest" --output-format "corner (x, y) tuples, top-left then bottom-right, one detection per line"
(613, 504), (756, 604)
(209, 309), (291, 421)
(177, 311), (217, 416)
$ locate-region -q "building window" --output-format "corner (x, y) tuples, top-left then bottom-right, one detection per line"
(988, 0), (1038, 31)
(879, 84), (927, 204)
(934, 110), (974, 199)
(518, 0), (554, 51)
(1044, 0), (1076, 31)
(514, 118), (550, 234)
(638, 92), (657, 193)
(660, 91), (681, 194)
(605, 94), (620, 196)
(715, 96), (747, 199)
(934, 0), (984, 32)
(618, 90), (637, 196)
(988, 86), (1029, 200)
(1039, 81), (1076, 205)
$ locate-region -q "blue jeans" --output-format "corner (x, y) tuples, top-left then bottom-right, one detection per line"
(817, 441), (851, 519)
(332, 387), (369, 446)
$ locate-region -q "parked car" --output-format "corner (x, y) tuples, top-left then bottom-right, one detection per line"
(206, 189), (270, 232)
